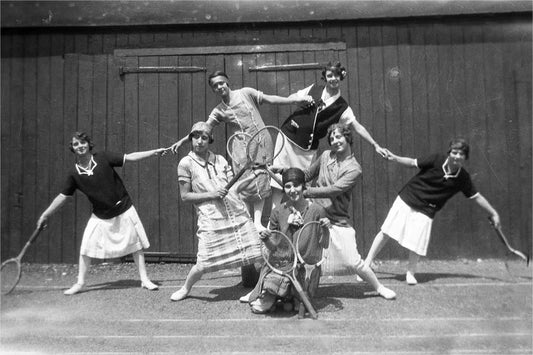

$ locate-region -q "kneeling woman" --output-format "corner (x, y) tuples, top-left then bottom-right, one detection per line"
(248, 168), (330, 314)
(171, 122), (262, 301)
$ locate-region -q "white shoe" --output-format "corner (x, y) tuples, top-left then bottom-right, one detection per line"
(64, 283), (85, 295)
(250, 292), (276, 314)
(377, 285), (396, 300)
(170, 287), (189, 301)
(355, 274), (364, 282)
(406, 271), (418, 285)
(141, 280), (159, 290)
(239, 290), (253, 303)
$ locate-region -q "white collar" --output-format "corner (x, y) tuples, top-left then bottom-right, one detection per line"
(75, 156), (98, 176)
(320, 87), (341, 107)
(442, 158), (461, 179)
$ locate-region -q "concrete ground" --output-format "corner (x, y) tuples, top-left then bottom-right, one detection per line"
(1, 258), (531, 354)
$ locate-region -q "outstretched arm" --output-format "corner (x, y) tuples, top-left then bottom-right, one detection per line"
(471, 193), (500, 228)
(386, 151), (417, 168)
(124, 148), (168, 162)
(262, 93), (313, 106)
(37, 194), (71, 229)
(349, 119), (388, 158)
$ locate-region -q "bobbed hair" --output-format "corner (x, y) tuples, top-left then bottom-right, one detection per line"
(69, 131), (94, 153)
(447, 138), (470, 160)
(321, 61), (347, 81)
(327, 123), (353, 146)
(208, 71), (229, 87)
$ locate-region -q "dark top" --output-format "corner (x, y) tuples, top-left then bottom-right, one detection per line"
(280, 84), (348, 150)
(399, 153), (478, 218)
(61, 152), (132, 219)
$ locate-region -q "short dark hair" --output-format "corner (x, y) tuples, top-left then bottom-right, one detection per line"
(282, 167), (306, 190)
(327, 123), (353, 146)
(321, 61), (347, 81)
(208, 71), (229, 87)
(448, 138), (470, 160)
(69, 131), (95, 153)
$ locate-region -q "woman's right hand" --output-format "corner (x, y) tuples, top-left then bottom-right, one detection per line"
(259, 229), (271, 240)
(37, 215), (48, 230)
(214, 187), (228, 199)
(170, 141), (183, 154)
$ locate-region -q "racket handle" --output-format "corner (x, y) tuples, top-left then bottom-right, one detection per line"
(225, 166), (247, 190)
(293, 281), (318, 319)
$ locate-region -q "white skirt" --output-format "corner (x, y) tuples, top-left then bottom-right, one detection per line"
(381, 196), (433, 256)
(270, 133), (317, 190)
(80, 206), (150, 259)
(322, 224), (363, 276)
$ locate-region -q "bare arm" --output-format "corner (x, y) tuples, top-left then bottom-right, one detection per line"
(37, 194), (71, 229)
(178, 180), (227, 204)
(387, 151), (417, 168)
(125, 148), (168, 162)
(262, 93), (312, 106)
(349, 119), (388, 158)
(471, 193), (500, 228)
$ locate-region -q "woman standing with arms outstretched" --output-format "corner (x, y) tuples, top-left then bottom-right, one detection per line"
(270, 61), (389, 209)
(37, 132), (164, 295)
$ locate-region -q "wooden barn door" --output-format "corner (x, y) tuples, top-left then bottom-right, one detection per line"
(115, 43), (346, 261)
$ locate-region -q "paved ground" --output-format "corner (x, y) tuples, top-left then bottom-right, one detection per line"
(1, 259), (531, 354)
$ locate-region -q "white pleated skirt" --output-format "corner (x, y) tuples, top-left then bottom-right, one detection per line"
(381, 196), (433, 256)
(80, 206), (150, 259)
(322, 224), (363, 276)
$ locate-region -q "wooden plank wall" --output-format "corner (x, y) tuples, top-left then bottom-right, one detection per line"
(1, 14), (531, 263)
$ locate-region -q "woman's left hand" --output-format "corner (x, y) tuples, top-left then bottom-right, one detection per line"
(319, 217), (331, 229)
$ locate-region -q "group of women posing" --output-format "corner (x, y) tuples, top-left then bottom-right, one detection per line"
(37, 62), (500, 315)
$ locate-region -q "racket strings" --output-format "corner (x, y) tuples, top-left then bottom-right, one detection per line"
(265, 232), (297, 273)
(296, 222), (324, 266)
(1, 261), (20, 294)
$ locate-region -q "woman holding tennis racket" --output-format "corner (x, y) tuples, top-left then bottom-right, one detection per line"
(270, 61), (390, 210)
(36, 132), (166, 295)
(170, 122), (264, 302)
(288, 123), (397, 300)
(362, 138), (501, 285)
(247, 168), (330, 314)
(170, 71), (312, 231)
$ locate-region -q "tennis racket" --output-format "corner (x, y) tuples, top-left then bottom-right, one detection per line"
(225, 126), (284, 189)
(227, 131), (253, 173)
(1, 226), (44, 295)
(295, 220), (329, 318)
(488, 218), (529, 265)
(261, 229), (318, 319)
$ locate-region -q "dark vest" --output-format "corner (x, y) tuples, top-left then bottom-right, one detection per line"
(280, 84), (348, 150)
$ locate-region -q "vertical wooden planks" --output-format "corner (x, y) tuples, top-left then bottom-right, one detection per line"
(21, 34), (38, 261)
(137, 55), (161, 251)
(48, 32), (65, 262)
(463, 23), (491, 257)
(396, 22), (415, 195)
(356, 25), (379, 247)
(158, 55), (179, 253)
(1, 35), (13, 259)
(344, 25), (366, 251)
(74, 54), (94, 255)
(62, 54), (79, 263)
(34, 33), (52, 262)
(481, 20), (508, 257)
(177, 55), (195, 256)
(92, 55), (108, 149)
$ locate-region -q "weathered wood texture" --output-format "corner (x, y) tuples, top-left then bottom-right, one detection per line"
(1, 15), (531, 262)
